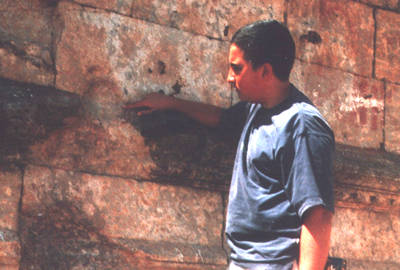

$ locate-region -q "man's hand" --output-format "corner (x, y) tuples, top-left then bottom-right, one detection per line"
(124, 92), (176, 116)
(124, 92), (223, 127)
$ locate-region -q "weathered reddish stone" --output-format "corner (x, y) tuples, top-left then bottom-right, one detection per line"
(0, 166), (21, 231)
(0, 0), (54, 44)
(376, 9), (400, 84)
(0, 241), (20, 269)
(55, 1), (231, 108)
(0, 0), (55, 85)
(20, 165), (227, 267)
(360, 0), (400, 10)
(385, 83), (400, 154)
(331, 207), (400, 266)
(0, 47), (54, 86)
(73, 0), (133, 16)
(28, 118), (156, 179)
(334, 144), (400, 212)
(287, 0), (374, 77)
(290, 60), (384, 148)
(0, 166), (21, 269)
(131, 0), (285, 40)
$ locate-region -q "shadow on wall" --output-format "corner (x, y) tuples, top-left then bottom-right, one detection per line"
(0, 78), (81, 160)
(123, 108), (237, 191)
(19, 201), (134, 270)
(18, 200), (227, 270)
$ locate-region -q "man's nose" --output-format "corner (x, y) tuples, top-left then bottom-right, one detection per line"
(227, 70), (234, 83)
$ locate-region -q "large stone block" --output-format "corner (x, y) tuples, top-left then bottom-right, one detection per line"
(331, 207), (400, 266)
(0, 165), (22, 231)
(0, 46), (54, 86)
(55, 1), (231, 109)
(0, 0), (55, 85)
(287, 0), (374, 77)
(20, 165), (227, 268)
(290, 60), (384, 148)
(376, 9), (400, 84)
(386, 83), (400, 154)
(73, 0), (133, 16)
(0, 165), (21, 269)
(334, 144), (400, 211)
(131, 0), (285, 40)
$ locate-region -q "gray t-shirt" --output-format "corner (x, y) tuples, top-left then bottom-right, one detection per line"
(222, 84), (335, 269)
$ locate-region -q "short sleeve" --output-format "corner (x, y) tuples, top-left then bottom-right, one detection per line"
(282, 131), (335, 220)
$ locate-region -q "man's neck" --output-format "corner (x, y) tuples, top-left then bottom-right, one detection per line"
(261, 81), (291, 109)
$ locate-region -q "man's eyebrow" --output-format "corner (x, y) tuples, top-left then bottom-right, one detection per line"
(230, 63), (242, 68)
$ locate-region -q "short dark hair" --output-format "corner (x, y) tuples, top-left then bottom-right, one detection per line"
(231, 20), (295, 81)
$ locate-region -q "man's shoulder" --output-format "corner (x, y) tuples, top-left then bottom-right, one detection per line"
(274, 96), (333, 140)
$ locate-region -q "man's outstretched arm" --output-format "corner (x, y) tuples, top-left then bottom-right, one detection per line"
(124, 93), (223, 128)
(299, 205), (333, 270)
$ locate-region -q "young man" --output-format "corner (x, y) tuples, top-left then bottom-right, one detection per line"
(125, 20), (334, 270)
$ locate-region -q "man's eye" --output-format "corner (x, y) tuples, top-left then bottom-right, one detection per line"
(232, 65), (242, 74)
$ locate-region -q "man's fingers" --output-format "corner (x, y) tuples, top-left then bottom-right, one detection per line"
(123, 101), (146, 109)
(137, 108), (155, 116)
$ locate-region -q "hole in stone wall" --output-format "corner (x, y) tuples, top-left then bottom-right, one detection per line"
(389, 199), (395, 206)
(172, 80), (182, 95)
(369, 195), (377, 203)
(158, 60), (166, 75)
(224, 26), (229, 37)
(300, 31), (322, 44)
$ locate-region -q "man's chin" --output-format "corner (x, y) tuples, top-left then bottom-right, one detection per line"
(237, 92), (247, 101)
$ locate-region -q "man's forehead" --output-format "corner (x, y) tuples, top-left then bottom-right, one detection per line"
(228, 43), (244, 62)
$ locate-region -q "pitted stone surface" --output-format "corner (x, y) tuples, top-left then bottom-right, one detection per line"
(376, 9), (400, 84)
(0, 241), (20, 269)
(28, 118), (157, 180)
(20, 165), (226, 267)
(56, 1), (231, 108)
(287, 0), (374, 77)
(290, 60), (384, 148)
(0, 0), (55, 85)
(131, 0), (285, 40)
(0, 165), (21, 269)
(331, 207), (400, 266)
(0, 166), (21, 231)
(386, 83), (400, 154)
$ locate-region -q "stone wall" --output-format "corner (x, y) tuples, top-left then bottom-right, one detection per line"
(0, 0), (399, 269)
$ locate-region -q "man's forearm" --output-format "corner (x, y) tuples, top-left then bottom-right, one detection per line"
(170, 96), (223, 127)
(125, 93), (223, 127)
(299, 206), (333, 270)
